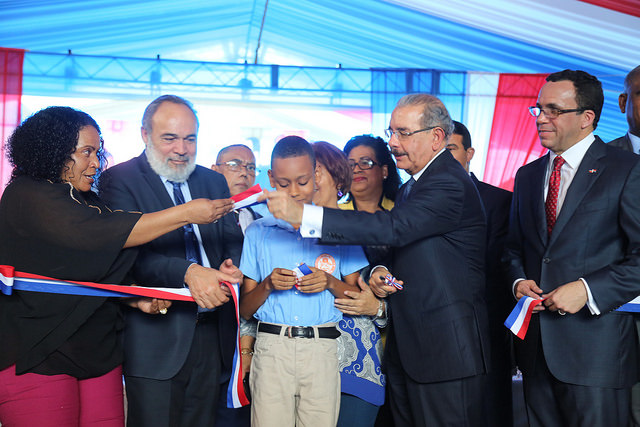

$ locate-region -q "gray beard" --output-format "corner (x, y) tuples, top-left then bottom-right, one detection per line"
(145, 145), (196, 183)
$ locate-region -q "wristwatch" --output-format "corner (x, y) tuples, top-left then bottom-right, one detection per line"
(375, 299), (385, 319)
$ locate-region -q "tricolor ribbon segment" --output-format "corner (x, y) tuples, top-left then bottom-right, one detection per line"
(0, 264), (250, 407)
(504, 296), (546, 340)
(226, 282), (250, 408)
(293, 263), (313, 291)
(0, 265), (193, 300)
(231, 184), (263, 210)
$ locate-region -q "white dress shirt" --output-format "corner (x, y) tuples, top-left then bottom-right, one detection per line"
(628, 132), (640, 154)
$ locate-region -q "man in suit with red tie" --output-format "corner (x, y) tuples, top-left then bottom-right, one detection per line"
(504, 70), (640, 426)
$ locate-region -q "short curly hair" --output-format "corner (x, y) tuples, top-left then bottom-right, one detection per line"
(7, 106), (105, 184)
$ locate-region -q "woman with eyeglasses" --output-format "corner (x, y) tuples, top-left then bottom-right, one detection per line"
(311, 141), (393, 427)
(341, 135), (401, 213)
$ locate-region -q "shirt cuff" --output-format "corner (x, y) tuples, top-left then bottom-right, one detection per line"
(579, 277), (600, 315)
(300, 204), (323, 238)
(369, 265), (388, 282)
(512, 278), (525, 299)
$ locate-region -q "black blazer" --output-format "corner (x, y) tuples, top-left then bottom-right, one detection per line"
(320, 150), (490, 383)
(504, 137), (640, 388)
(99, 153), (241, 380)
(471, 173), (513, 322)
(608, 133), (633, 152)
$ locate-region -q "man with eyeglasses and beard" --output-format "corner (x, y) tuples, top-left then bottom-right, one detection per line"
(262, 94), (491, 426)
(99, 95), (243, 427)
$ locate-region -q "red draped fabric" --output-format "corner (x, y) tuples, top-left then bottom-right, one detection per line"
(1, 48), (25, 197)
(483, 73), (549, 191)
(579, 0), (640, 18)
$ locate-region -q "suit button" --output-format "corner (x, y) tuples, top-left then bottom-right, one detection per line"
(543, 257), (551, 264)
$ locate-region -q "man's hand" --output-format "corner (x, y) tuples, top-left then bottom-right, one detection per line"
(297, 266), (332, 294)
(186, 198), (234, 224)
(267, 268), (297, 291)
(543, 280), (588, 314)
(334, 276), (380, 316)
(125, 297), (172, 315)
(259, 190), (303, 228)
(369, 266), (401, 298)
(184, 264), (236, 309)
(219, 258), (243, 284)
(515, 279), (545, 312)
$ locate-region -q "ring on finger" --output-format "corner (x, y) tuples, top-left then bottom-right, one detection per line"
(159, 307), (168, 315)
(558, 309), (566, 316)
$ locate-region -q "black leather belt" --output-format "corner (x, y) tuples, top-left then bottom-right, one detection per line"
(258, 322), (340, 339)
(196, 310), (217, 323)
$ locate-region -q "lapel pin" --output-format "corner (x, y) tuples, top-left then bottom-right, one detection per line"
(588, 169), (597, 174)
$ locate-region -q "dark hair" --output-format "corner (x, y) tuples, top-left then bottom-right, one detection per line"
(624, 65), (640, 92)
(344, 134), (401, 201)
(216, 144), (254, 164)
(452, 121), (472, 150)
(546, 69), (603, 129)
(142, 94), (198, 132)
(7, 106), (105, 184)
(312, 141), (352, 195)
(271, 135), (316, 169)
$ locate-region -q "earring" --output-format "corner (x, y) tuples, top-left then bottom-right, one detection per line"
(337, 189), (344, 198)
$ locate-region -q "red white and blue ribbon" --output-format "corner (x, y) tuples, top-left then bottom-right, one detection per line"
(0, 264), (249, 408)
(293, 263), (313, 290)
(504, 296), (546, 340)
(384, 274), (403, 290)
(231, 184), (263, 210)
(0, 265), (194, 300)
(226, 282), (250, 408)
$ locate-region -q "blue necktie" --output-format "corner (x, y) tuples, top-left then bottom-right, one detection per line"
(169, 181), (202, 265)
(398, 177), (416, 204)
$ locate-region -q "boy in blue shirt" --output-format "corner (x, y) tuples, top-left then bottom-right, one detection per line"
(240, 136), (368, 427)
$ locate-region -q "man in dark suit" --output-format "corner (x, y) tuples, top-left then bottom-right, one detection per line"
(99, 95), (242, 427)
(608, 65), (640, 426)
(609, 65), (640, 153)
(264, 94), (491, 426)
(504, 70), (640, 427)
(449, 121), (514, 427)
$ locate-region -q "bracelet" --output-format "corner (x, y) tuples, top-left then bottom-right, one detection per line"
(241, 348), (254, 356)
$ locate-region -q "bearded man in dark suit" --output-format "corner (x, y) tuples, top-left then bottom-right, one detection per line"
(100, 95), (242, 427)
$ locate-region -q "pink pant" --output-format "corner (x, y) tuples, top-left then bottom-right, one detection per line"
(0, 365), (124, 427)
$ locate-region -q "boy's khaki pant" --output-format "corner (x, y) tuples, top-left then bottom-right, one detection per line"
(250, 323), (340, 427)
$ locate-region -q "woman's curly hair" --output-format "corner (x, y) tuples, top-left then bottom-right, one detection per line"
(7, 106), (105, 184)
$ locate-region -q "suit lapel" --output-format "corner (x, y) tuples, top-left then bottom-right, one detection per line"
(139, 153), (175, 209)
(528, 155), (549, 246)
(548, 138), (606, 247)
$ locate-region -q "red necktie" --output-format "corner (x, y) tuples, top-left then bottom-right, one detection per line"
(545, 156), (565, 236)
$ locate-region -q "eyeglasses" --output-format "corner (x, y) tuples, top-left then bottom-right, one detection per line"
(384, 126), (436, 140)
(348, 158), (378, 170)
(528, 106), (585, 119)
(217, 159), (258, 175)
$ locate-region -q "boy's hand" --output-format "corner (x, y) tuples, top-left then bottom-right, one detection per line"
(297, 266), (331, 294)
(268, 268), (297, 291)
